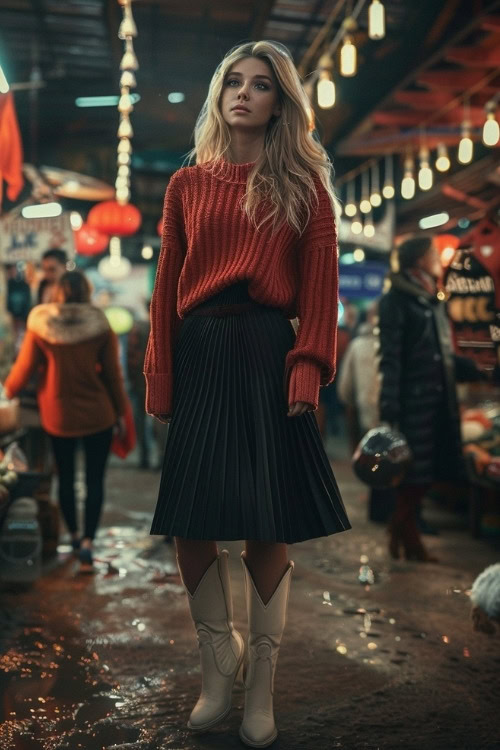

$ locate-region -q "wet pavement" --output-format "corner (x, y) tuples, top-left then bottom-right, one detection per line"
(1, 452), (500, 750)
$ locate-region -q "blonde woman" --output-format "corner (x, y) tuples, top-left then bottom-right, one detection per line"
(145, 40), (351, 747)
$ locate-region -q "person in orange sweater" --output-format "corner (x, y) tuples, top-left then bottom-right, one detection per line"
(4, 270), (127, 570)
(144, 40), (351, 748)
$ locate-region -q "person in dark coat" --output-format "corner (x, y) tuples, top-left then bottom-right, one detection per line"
(377, 235), (481, 562)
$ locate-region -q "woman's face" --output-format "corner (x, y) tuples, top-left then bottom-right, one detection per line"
(220, 57), (281, 133)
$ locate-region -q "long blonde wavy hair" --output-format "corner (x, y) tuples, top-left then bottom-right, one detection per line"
(189, 40), (339, 234)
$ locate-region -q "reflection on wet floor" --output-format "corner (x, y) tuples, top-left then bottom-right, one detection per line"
(1, 465), (499, 749)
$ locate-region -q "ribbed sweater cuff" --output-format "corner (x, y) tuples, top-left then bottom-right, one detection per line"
(288, 360), (322, 410)
(144, 372), (172, 416)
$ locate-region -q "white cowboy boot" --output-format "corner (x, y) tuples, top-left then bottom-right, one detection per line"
(240, 553), (294, 748)
(179, 549), (245, 732)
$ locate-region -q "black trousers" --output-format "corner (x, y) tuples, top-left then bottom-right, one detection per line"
(50, 428), (113, 540)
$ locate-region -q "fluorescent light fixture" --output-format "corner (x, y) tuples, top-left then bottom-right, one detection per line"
(168, 92), (185, 104)
(340, 253), (356, 265)
(0, 65), (9, 93)
(418, 212), (449, 230)
(75, 94), (140, 108)
(22, 202), (62, 219)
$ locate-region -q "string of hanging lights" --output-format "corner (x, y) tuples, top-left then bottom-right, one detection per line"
(87, 0), (141, 280)
(315, 0), (385, 110)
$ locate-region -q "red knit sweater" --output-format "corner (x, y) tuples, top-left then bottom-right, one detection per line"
(144, 159), (339, 416)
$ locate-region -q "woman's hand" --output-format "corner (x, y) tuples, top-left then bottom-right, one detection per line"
(287, 401), (314, 417)
(154, 414), (172, 424)
(114, 416), (127, 440)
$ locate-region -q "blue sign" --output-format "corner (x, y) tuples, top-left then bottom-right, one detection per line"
(339, 261), (387, 299)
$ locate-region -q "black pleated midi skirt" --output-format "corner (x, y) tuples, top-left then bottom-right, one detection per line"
(150, 281), (351, 543)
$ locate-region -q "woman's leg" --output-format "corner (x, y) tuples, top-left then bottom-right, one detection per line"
(240, 540), (293, 747)
(81, 427), (113, 544)
(389, 483), (437, 561)
(50, 435), (78, 538)
(174, 539), (244, 732)
(175, 537), (218, 594)
(244, 540), (289, 604)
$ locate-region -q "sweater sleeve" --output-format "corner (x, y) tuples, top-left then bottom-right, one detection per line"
(99, 330), (128, 417)
(144, 171), (186, 416)
(284, 181), (339, 410)
(4, 331), (43, 399)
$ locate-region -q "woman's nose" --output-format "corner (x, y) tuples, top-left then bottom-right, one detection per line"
(237, 84), (250, 99)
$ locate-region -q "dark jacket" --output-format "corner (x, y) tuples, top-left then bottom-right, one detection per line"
(377, 272), (463, 485)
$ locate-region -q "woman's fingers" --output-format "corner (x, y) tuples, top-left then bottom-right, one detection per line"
(153, 413), (171, 424)
(287, 401), (313, 417)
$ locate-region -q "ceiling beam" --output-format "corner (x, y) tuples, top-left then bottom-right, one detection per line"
(440, 183), (489, 210)
(393, 90), (456, 109)
(250, 0), (276, 41)
(481, 14), (500, 32)
(417, 69), (487, 89)
(372, 105), (489, 127)
(394, 90), (493, 109)
(445, 44), (500, 67)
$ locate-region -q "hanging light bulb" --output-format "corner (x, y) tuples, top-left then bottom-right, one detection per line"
(118, 164), (130, 177)
(70, 211), (83, 230)
(401, 155), (415, 200)
(458, 97), (473, 164)
(118, 138), (132, 154)
(340, 35), (357, 77)
(118, 6), (138, 39)
(118, 151), (131, 166)
(370, 162), (382, 206)
(364, 216), (375, 238)
(116, 186), (130, 204)
(345, 180), (357, 217)
(118, 91), (133, 114)
(317, 53), (335, 109)
(382, 154), (395, 199)
(115, 175), (129, 190)
(317, 73), (335, 109)
(120, 69), (136, 89)
(118, 115), (133, 139)
(351, 211), (363, 235)
(418, 145), (433, 191)
(482, 105), (499, 147)
(435, 142), (450, 172)
(368, 0), (385, 40)
(120, 39), (138, 71)
(360, 170), (371, 213)
(458, 123), (473, 164)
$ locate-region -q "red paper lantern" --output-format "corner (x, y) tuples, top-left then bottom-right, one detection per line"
(87, 200), (142, 237)
(434, 234), (460, 267)
(157, 217), (163, 237)
(434, 234), (460, 254)
(74, 224), (109, 256)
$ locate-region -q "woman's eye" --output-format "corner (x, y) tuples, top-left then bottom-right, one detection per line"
(255, 83), (269, 90)
(226, 79), (239, 86)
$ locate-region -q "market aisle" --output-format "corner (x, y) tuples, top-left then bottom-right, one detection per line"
(1, 460), (499, 750)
